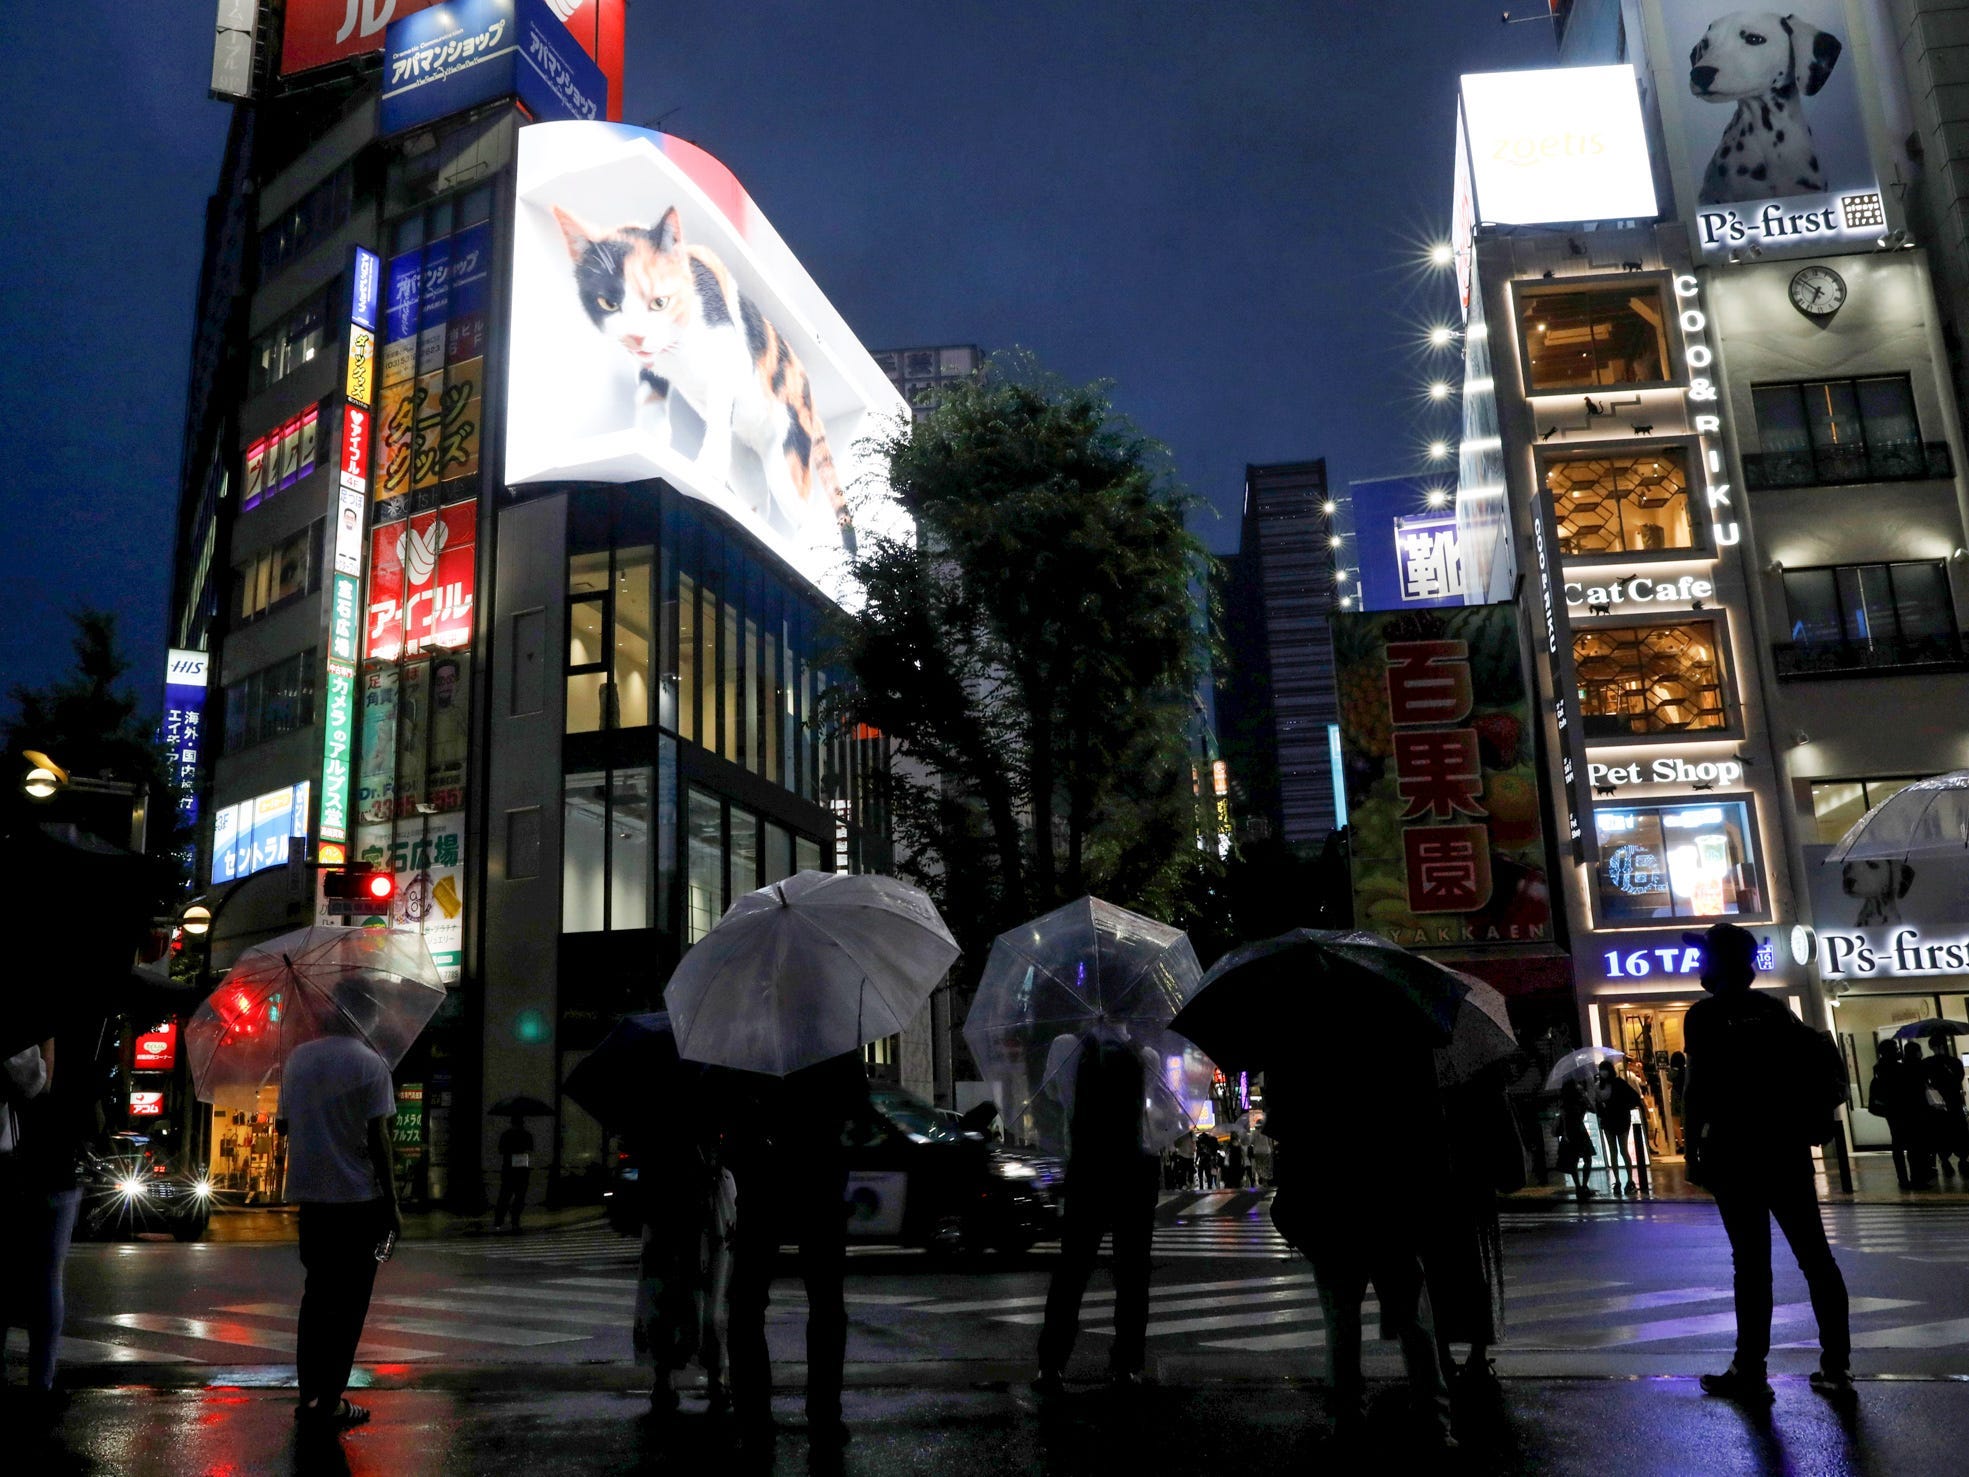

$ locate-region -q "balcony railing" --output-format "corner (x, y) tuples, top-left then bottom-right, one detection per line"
(1741, 441), (1954, 492)
(1772, 631), (1967, 679)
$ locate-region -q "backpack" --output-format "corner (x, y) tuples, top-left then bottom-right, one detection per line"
(1779, 1018), (1849, 1146)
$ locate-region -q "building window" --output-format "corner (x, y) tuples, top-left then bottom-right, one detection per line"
(1777, 562), (1962, 677)
(1593, 799), (1763, 925)
(234, 521), (323, 625)
(683, 785), (816, 945)
(1807, 776), (1928, 845)
(1517, 280), (1672, 393)
(222, 649), (318, 754)
(1543, 446), (1698, 557)
(1746, 376), (1949, 489)
(686, 786), (724, 944)
(258, 165), (354, 280)
(248, 279), (341, 394)
(1573, 620), (1727, 738)
(564, 545), (654, 733)
(562, 765), (656, 934)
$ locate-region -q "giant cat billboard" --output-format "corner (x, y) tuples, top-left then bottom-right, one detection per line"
(505, 124), (909, 599)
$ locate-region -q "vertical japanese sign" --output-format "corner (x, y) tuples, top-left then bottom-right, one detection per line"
(1334, 605), (1552, 947)
(321, 247), (382, 850)
(162, 649), (208, 851)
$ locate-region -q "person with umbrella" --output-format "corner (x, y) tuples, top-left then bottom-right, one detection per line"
(489, 1096), (549, 1233)
(1920, 1033), (1969, 1178)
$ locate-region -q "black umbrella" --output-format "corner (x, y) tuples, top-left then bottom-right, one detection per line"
(1171, 929), (1468, 1073)
(490, 1094), (555, 1118)
(1893, 1019), (1969, 1042)
(562, 1011), (696, 1130)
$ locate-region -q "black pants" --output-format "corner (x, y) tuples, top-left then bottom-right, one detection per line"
(494, 1168), (530, 1227)
(727, 1160), (848, 1425)
(1038, 1155), (1158, 1376)
(1711, 1151), (1850, 1374)
(296, 1200), (384, 1407)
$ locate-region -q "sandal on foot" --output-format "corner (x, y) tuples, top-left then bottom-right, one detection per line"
(297, 1398), (371, 1428)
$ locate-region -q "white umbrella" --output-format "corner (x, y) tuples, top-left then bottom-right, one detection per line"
(1825, 770), (1969, 862)
(1542, 1045), (1625, 1092)
(663, 870), (959, 1077)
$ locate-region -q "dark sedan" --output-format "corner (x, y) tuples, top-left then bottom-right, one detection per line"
(75, 1132), (215, 1242)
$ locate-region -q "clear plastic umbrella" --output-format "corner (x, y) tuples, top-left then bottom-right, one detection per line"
(185, 926), (446, 1100)
(962, 897), (1211, 1155)
(1542, 1045), (1625, 1091)
(663, 870), (959, 1077)
(1825, 770), (1969, 861)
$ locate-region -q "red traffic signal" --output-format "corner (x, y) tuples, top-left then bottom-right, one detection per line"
(323, 862), (396, 917)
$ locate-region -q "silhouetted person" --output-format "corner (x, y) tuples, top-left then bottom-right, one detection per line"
(1867, 1040), (1925, 1190)
(1225, 1133), (1248, 1190)
(279, 1020), (400, 1432)
(1034, 1029), (1159, 1391)
(1684, 922), (1851, 1404)
(493, 1114), (534, 1231)
(634, 1112), (732, 1419)
(1593, 1060), (1643, 1197)
(1428, 1062), (1524, 1398)
(1558, 1077), (1596, 1199)
(720, 1051), (869, 1450)
(1268, 1011), (1453, 1450)
(1922, 1036), (1968, 1176)
(1, 1030), (81, 1426)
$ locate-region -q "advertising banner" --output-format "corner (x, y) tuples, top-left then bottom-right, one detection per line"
(366, 500), (477, 660)
(1334, 605), (1553, 948)
(358, 665), (400, 825)
(393, 1084), (426, 1160)
(163, 648), (208, 838)
(506, 123), (910, 599)
(1798, 841), (1969, 983)
(427, 650), (470, 812)
(209, 781), (312, 885)
(383, 249), (423, 389)
(1650, 0), (1886, 258)
(395, 657), (431, 818)
(212, 0), (259, 100)
(1459, 64), (1657, 226)
(281, 0), (441, 74)
(353, 819), (466, 981)
(134, 1022), (178, 1073)
(379, 0), (605, 138)
(1348, 477), (1467, 612)
(244, 436), (268, 510)
(320, 662), (357, 844)
(128, 1091), (165, 1119)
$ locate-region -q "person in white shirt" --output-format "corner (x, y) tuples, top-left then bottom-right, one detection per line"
(277, 1023), (399, 1431)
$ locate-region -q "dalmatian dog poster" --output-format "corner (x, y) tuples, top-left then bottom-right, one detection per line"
(1657, 2), (1880, 251)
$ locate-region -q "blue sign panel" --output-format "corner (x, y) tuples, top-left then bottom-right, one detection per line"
(351, 246), (381, 333)
(1349, 475), (1467, 612)
(162, 648), (207, 847)
(380, 0), (603, 137)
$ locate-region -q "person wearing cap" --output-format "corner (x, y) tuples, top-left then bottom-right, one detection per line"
(1681, 922), (1852, 1404)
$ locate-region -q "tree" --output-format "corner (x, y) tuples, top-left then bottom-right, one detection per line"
(829, 356), (1216, 981)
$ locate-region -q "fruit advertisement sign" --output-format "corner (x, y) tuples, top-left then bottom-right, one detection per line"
(1334, 604), (1553, 948)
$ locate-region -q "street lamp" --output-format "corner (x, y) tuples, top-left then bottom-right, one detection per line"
(21, 749), (148, 851)
(181, 903), (213, 937)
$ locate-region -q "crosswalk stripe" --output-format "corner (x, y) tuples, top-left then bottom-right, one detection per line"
(1177, 1193), (1242, 1216)
(371, 1296), (625, 1327)
(422, 1286), (632, 1308)
(216, 1302), (590, 1347)
(546, 1277), (637, 1290)
(6, 1328), (195, 1364)
(1517, 1296), (1918, 1349)
(930, 1271), (1323, 1315)
(1201, 1328), (1328, 1352)
(1094, 1305), (1326, 1338)
(1814, 1317), (1969, 1350)
(92, 1313), (436, 1362)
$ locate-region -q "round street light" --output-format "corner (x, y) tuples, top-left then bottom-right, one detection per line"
(1429, 242), (1454, 267)
(1428, 440), (1451, 460)
(1428, 381), (1452, 401)
(24, 767), (60, 800)
(181, 903), (213, 937)
(1428, 325), (1455, 348)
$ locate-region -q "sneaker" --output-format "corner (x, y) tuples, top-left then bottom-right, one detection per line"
(1699, 1364), (1774, 1403)
(1030, 1369), (1066, 1397)
(1809, 1369), (1857, 1401)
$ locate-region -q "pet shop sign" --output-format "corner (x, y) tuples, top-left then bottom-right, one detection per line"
(378, 0), (605, 137)
(1804, 929), (1969, 980)
(1696, 190), (1886, 256)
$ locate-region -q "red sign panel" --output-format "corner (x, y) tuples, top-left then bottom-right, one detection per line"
(342, 402), (373, 483)
(134, 1022), (178, 1073)
(129, 1091), (165, 1118)
(282, 0), (625, 117)
(366, 501), (477, 660)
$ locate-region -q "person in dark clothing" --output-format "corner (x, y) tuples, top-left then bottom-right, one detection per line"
(1922, 1036), (1968, 1176)
(493, 1115), (534, 1231)
(1427, 1063), (1524, 1397)
(1592, 1060), (1644, 1197)
(1034, 1029), (1160, 1391)
(1868, 1039), (1926, 1191)
(1557, 1077), (1597, 1199)
(1684, 922), (1852, 1404)
(1267, 1008), (1453, 1450)
(720, 1051), (868, 1450)
(1225, 1133), (1248, 1190)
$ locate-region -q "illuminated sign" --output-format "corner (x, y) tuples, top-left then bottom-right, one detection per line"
(128, 1091), (165, 1118)
(134, 1022), (178, 1073)
(1458, 65), (1656, 226)
(1596, 929), (1777, 981)
(365, 501), (476, 659)
(1565, 573), (1714, 609)
(210, 781), (312, 885)
(1653, 0), (1889, 261)
(346, 326), (376, 407)
(1671, 275), (1741, 549)
(378, 0), (605, 136)
(1588, 756), (1744, 789)
(506, 123), (910, 600)
(351, 246), (381, 333)
(162, 649), (208, 841)
(1349, 476), (1464, 612)
(319, 662), (356, 844)
(329, 572), (361, 664)
(1814, 929), (1969, 980)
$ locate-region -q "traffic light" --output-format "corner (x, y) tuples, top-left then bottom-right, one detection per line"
(323, 862), (396, 917)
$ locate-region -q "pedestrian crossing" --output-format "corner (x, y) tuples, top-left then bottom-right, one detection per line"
(433, 1220), (639, 1269)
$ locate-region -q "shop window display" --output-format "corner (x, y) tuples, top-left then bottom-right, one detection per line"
(1518, 280), (1672, 393)
(1574, 620), (1727, 738)
(1593, 799), (1761, 924)
(1543, 446), (1697, 556)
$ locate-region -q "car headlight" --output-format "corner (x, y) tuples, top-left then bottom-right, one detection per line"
(118, 1177), (148, 1198)
(991, 1160), (1037, 1181)
(193, 1181), (213, 1198)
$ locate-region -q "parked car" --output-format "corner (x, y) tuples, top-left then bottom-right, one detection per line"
(75, 1132), (215, 1242)
(603, 1085), (1063, 1258)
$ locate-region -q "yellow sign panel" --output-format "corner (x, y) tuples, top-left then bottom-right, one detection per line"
(346, 325), (376, 408)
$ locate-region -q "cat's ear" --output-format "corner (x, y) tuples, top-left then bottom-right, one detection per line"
(551, 205), (601, 261)
(652, 207), (684, 252)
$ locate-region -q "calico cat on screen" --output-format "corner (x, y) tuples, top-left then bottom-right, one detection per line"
(552, 204), (854, 552)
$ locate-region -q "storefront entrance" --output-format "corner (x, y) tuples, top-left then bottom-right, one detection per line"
(1605, 1002), (1690, 1160)
(1830, 990), (1969, 1149)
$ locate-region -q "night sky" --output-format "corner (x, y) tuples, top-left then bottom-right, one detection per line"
(0, 1), (1555, 706)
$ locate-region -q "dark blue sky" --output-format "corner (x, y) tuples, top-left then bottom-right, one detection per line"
(0, 1), (1554, 707)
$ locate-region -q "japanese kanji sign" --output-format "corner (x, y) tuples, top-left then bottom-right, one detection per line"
(1333, 605), (1552, 948)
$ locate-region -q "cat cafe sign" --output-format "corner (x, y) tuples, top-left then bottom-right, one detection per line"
(505, 123), (911, 599)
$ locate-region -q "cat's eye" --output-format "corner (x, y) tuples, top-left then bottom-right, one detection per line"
(596, 295), (619, 312)
(650, 297), (669, 311)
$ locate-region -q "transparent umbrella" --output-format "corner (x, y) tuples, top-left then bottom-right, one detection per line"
(664, 871), (959, 1077)
(1825, 770), (1969, 862)
(962, 897), (1211, 1156)
(1542, 1046), (1625, 1091)
(185, 926), (446, 1101)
